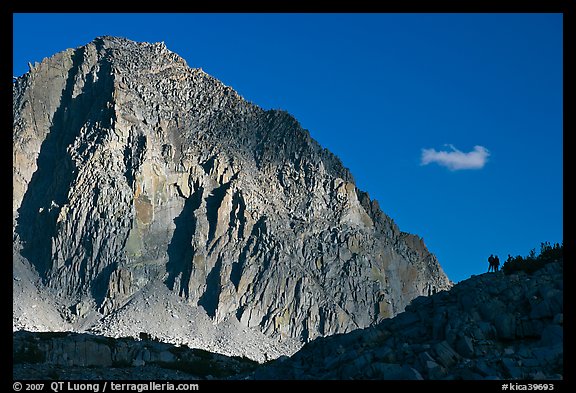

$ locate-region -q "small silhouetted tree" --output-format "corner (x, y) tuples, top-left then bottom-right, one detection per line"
(502, 241), (563, 275)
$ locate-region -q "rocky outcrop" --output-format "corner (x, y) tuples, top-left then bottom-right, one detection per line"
(252, 260), (563, 380)
(13, 331), (257, 380)
(13, 36), (450, 356)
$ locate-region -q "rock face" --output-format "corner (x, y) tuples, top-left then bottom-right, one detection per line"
(252, 260), (563, 380)
(13, 36), (450, 356)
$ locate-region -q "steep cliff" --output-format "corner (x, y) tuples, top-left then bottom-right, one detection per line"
(13, 36), (451, 357)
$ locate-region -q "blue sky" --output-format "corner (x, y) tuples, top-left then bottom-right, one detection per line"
(13, 13), (563, 283)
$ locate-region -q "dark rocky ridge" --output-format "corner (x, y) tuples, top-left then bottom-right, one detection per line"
(251, 260), (563, 380)
(13, 36), (450, 360)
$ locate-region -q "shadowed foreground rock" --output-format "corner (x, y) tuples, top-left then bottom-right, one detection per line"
(13, 331), (257, 380)
(249, 260), (563, 380)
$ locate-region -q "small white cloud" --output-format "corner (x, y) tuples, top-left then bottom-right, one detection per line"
(421, 144), (490, 171)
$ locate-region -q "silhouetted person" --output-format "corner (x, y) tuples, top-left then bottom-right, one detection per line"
(494, 255), (500, 272)
(488, 254), (495, 272)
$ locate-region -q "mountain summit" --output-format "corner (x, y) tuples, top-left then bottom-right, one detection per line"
(13, 36), (451, 359)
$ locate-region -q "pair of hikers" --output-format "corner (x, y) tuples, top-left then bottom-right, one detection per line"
(488, 254), (500, 272)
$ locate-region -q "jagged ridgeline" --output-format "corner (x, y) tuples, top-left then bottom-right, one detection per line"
(13, 37), (450, 345)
